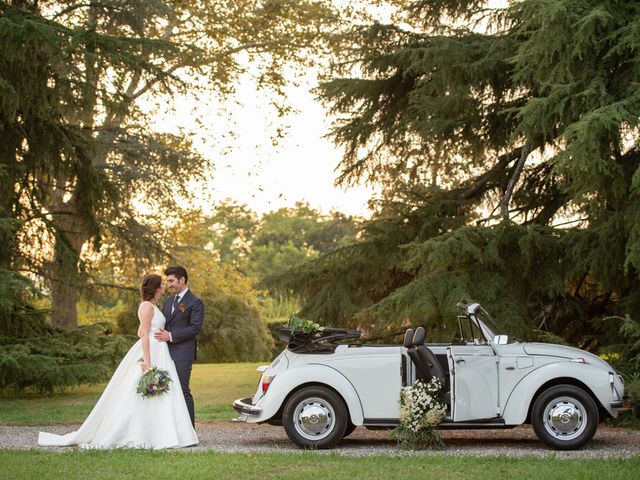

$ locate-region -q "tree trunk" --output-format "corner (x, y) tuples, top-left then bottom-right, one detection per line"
(48, 192), (91, 330)
(50, 276), (79, 330)
(0, 128), (19, 272)
(47, 4), (98, 330)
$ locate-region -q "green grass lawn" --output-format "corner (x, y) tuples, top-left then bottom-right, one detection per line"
(2, 363), (639, 479)
(0, 363), (264, 425)
(1, 450), (638, 480)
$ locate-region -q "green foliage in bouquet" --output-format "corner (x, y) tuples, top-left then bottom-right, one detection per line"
(287, 314), (322, 334)
(392, 378), (447, 450)
(136, 367), (172, 399)
(0, 323), (134, 393)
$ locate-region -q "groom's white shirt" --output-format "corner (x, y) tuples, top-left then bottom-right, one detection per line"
(168, 287), (189, 342)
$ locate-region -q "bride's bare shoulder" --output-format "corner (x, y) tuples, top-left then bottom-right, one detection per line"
(138, 301), (155, 313)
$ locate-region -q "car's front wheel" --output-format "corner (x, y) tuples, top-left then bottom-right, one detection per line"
(343, 421), (357, 438)
(282, 386), (348, 449)
(531, 384), (599, 450)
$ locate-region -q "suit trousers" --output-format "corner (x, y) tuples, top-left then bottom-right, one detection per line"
(174, 360), (195, 427)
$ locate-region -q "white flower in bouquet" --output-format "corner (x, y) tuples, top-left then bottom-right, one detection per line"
(392, 377), (446, 449)
(424, 405), (446, 427)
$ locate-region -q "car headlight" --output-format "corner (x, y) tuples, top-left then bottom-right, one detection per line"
(609, 372), (622, 400)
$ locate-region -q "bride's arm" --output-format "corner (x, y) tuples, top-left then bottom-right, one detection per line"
(137, 302), (153, 372)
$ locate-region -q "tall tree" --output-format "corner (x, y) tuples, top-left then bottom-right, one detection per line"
(209, 201), (359, 281)
(272, 0), (640, 349)
(254, 202), (358, 254)
(209, 200), (259, 267)
(169, 211), (274, 362)
(1, 0), (340, 329)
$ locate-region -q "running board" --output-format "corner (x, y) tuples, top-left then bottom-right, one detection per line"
(363, 418), (399, 427)
(363, 417), (515, 429)
(438, 418), (513, 429)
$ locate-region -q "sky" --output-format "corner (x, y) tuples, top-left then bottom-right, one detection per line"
(139, 0), (407, 219)
(145, 1), (508, 219)
(147, 67), (376, 218)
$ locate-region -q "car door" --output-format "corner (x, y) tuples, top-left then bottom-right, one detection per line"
(448, 344), (499, 422)
(328, 346), (403, 421)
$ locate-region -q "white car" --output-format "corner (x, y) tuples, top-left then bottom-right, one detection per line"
(233, 301), (629, 450)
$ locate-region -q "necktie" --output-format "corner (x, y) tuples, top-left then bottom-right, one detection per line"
(172, 294), (180, 314)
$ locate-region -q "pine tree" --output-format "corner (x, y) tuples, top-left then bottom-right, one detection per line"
(1, 0), (341, 329)
(0, 323), (133, 392)
(271, 0), (640, 356)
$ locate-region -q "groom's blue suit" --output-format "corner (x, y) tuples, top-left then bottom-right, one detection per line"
(162, 289), (204, 427)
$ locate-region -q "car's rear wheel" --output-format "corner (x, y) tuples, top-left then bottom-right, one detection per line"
(532, 384), (599, 450)
(283, 386), (348, 449)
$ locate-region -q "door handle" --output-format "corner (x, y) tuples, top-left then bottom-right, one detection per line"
(455, 358), (466, 364)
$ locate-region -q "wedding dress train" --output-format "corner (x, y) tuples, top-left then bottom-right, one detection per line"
(38, 303), (198, 449)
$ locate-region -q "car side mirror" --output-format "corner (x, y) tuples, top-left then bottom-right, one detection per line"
(494, 335), (509, 345)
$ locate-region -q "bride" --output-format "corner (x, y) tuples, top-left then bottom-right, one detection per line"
(38, 274), (198, 449)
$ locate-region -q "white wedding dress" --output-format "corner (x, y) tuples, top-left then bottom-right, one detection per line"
(38, 302), (198, 449)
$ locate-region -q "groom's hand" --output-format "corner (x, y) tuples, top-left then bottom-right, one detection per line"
(154, 329), (171, 342)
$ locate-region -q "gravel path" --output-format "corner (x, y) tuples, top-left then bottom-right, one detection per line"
(2, 422), (639, 458)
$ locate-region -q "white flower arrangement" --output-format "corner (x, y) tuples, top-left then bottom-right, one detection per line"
(392, 377), (446, 449)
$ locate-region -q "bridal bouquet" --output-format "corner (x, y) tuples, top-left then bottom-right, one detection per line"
(391, 378), (447, 449)
(137, 366), (172, 399)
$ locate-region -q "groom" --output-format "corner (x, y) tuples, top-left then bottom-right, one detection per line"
(154, 266), (204, 427)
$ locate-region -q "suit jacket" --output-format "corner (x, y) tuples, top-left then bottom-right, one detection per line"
(162, 289), (204, 362)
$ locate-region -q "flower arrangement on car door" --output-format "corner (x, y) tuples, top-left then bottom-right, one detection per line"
(392, 377), (447, 449)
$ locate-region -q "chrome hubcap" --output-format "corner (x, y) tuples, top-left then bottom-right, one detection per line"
(293, 397), (335, 440)
(543, 396), (587, 441)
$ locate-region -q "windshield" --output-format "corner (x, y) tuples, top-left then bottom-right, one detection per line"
(454, 315), (485, 344)
(474, 307), (499, 339)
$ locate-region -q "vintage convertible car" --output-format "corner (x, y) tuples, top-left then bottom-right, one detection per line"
(233, 301), (629, 450)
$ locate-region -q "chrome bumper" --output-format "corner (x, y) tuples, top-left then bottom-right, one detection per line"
(233, 397), (262, 416)
(611, 395), (633, 411)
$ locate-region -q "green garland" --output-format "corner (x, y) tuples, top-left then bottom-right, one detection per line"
(287, 314), (322, 334)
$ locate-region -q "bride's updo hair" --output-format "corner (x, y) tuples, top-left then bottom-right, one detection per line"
(140, 274), (162, 301)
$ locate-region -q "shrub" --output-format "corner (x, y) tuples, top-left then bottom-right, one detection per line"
(0, 323), (134, 393)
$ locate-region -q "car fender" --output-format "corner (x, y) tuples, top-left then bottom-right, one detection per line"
(254, 363), (365, 425)
(502, 361), (614, 424)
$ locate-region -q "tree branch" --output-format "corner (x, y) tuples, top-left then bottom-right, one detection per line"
(130, 64), (180, 100)
(51, 2), (90, 19)
(460, 145), (524, 200)
(86, 281), (137, 292)
(222, 39), (296, 56)
(130, 35), (317, 102)
(51, 1), (118, 20)
(500, 141), (532, 221)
